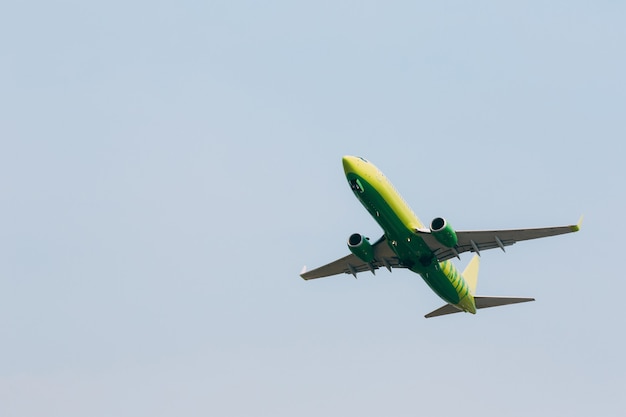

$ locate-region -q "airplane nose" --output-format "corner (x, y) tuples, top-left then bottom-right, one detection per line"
(342, 155), (358, 174)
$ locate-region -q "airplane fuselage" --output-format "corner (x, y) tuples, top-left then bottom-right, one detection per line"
(342, 156), (477, 313)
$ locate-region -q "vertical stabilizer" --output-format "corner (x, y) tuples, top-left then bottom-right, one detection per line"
(462, 254), (480, 295)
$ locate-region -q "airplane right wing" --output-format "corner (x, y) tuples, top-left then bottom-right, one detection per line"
(416, 217), (582, 262)
(300, 235), (405, 280)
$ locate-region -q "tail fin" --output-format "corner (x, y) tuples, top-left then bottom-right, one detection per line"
(462, 254), (480, 295)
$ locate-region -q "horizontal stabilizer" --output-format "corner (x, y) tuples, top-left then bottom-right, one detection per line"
(425, 296), (535, 318)
(425, 304), (463, 318)
(474, 296), (535, 310)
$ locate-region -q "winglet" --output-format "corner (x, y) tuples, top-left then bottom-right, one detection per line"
(300, 265), (307, 279)
(572, 215), (584, 232)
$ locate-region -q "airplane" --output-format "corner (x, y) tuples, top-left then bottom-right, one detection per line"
(300, 155), (581, 318)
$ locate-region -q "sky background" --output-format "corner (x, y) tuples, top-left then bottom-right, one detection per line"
(1, 1), (625, 416)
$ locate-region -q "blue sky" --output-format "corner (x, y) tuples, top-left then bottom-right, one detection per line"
(1, 1), (625, 416)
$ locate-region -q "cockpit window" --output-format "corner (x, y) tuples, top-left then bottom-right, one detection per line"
(349, 178), (365, 193)
(358, 156), (368, 162)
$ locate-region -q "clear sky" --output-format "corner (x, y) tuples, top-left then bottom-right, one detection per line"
(1, 1), (625, 416)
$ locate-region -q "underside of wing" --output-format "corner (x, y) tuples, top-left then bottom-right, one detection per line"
(417, 218), (581, 261)
(300, 236), (405, 280)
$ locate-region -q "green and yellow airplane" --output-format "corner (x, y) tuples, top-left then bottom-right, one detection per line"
(300, 156), (581, 318)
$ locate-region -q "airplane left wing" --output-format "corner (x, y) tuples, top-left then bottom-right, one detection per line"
(300, 236), (404, 280)
(416, 217), (582, 262)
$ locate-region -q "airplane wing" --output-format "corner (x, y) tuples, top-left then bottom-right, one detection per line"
(300, 236), (405, 280)
(416, 218), (582, 262)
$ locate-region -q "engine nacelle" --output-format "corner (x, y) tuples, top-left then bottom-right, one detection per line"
(430, 217), (458, 248)
(347, 233), (375, 263)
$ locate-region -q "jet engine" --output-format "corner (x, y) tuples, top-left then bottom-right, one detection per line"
(430, 217), (458, 248)
(347, 233), (375, 263)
